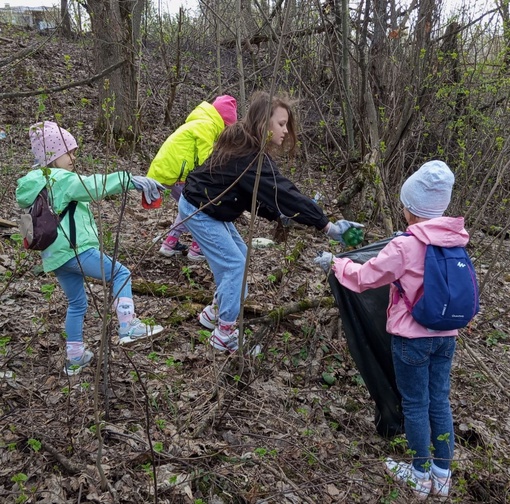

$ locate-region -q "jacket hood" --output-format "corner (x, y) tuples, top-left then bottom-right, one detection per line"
(406, 216), (469, 247)
(185, 101), (223, 126)
(16, 168), (50, 208)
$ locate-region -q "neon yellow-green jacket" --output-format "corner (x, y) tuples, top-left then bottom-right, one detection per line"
(147, 101), (225, 186)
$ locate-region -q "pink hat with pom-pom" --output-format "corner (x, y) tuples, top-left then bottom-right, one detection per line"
(29, 121), (78, 167)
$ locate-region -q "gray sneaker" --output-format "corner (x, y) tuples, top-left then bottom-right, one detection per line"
(64, 349), (94, 376)
(119, 318), (165, 345)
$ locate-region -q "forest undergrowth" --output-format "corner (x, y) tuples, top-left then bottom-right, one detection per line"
(0, 24), (509, 504)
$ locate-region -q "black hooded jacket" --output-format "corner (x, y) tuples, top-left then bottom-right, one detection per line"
(183, 152), (330, 230)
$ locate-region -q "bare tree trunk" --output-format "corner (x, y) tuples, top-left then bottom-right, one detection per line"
(215, 0), (222, 94)
(163, 8), (183, 125)
(236, 0), (247, 115)
(60, 0), (72, 39)
(340, 0), (354, 152)
(87, 0), (144, 145)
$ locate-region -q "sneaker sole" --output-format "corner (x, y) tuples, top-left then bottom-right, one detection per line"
(159, 249), (185, 257)
(64, 364), (89, 376)
(187, 254), (206, 262)
(210, 335), (238, 352)
(208, 339), (261, 356)
(119, 325), (165, 345)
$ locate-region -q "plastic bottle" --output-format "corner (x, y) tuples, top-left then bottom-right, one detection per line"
(312, 192), (323, 204)
(342, 227), (364, 247)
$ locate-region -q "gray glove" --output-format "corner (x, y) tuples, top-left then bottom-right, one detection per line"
(325, 220), (364, 245)
(131, 176), (165, 204)
(279, 214), (293, 227)
(314, 251), (334, 273)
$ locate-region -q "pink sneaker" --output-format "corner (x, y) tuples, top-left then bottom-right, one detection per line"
(188, 241), (206, 261)
(159, 237), (188, 257)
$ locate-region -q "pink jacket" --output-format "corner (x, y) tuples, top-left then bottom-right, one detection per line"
(331, 217), (470, 338)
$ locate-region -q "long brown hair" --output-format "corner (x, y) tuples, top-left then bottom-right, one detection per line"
(208, 91), (298, 168)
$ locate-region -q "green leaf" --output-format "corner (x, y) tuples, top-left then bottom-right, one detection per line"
(322, 372), (336, 386)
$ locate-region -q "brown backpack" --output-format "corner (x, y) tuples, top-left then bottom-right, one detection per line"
(20, 188), (77, 250)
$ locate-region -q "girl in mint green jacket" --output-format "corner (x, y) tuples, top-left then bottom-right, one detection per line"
(147, 95), (237, 260)
(16, 121), (165, 375)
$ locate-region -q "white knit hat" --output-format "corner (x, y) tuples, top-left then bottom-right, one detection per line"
(400, 160), (455, 218)
(29, 121), (78, 167)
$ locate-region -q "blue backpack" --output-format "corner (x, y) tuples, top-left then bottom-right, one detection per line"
(394, 237), (480, 331)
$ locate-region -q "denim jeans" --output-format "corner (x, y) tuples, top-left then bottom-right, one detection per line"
(54, 248), (132, 343)
(179, 196), (247, 322)
(392, 335), (456, 472)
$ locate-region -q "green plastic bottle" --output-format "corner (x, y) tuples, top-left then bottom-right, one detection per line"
(342, 227), (364, 247)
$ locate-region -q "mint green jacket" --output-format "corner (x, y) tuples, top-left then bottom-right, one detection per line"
(16, 168), (133, 272)
(147, 101), (225, 186)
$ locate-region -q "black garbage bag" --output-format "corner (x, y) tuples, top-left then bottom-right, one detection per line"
(327, 237), (404, 438)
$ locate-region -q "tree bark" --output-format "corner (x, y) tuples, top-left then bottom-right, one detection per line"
(87, 0), (144, 145)
(60, 0), (72, 39)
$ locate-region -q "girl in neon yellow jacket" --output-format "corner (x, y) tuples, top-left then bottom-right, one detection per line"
(147, 95), (237, 260)
(16, 121), (165, 376)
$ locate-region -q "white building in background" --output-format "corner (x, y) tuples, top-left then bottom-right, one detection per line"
(0, 4), (59, 30)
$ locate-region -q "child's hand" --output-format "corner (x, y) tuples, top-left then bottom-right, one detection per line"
(314, 251), (334, 273)
(324, 220), (364, 245)
(131, 176), (165, 204)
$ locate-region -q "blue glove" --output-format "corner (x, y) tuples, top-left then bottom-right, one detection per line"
(325, 220), (364, 245)
(314, 251), (334, 273)
(131, 176), (165, 204)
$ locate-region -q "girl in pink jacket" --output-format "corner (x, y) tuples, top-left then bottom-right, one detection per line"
(318, 161), (465, 500)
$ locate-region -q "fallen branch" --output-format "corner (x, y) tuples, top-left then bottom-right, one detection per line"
(0, 60), (126, 100)
(460, 337), (510, 400)
(0, 218), (17, 227)
(248, 296), (336, 325)
(31, 432), (84, 474)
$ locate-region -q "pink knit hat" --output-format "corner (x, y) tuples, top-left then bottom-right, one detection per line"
(212, 95), (237, 126)
(29, 121), (78, 167)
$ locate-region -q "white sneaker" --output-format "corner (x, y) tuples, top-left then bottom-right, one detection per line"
(199, 304), (218, 329)
(119, 318), (164, 345)
(209, 327), (261, 356)
(384, 458), (432, 500)
(432, 471), (451, 498)
(210, 327), (239, 352)
(64, 349), (94, 376)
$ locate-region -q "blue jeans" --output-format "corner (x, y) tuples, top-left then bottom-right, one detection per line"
(392, 335), (456, 472)
(179, 196), (247, 322)
(54, 248), (132, 343)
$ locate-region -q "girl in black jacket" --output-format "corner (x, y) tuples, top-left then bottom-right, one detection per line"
(179, 91), (362, 352)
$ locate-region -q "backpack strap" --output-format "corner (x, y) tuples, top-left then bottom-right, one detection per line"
(393, 280), (413, 311)
(66, 201), (78, 248)
(57, 201), (78, 249)
(45, 187), (78, 249)
(392, 231), (414, 311)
